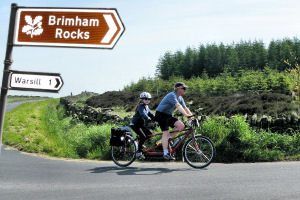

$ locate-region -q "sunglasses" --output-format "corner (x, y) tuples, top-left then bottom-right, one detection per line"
(143, 98), (151, 100)
(181, 87), (187, 91)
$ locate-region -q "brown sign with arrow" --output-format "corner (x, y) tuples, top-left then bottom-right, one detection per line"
(13, 8), (125, 49)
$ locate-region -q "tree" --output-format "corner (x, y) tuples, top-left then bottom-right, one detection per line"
(156, 51), (174, 80)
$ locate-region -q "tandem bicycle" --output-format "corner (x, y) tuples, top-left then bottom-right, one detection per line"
(110, 118), (215, 169)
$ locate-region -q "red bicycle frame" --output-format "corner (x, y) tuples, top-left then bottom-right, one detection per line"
(141, 127), (199, 156)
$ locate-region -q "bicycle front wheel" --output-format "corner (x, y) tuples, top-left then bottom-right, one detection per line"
(111, 136), (137, 167)
(183, 135), (214, 169)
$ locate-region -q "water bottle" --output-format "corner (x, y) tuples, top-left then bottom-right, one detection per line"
(172, 136), (182, 147)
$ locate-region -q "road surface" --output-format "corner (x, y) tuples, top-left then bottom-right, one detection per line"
(1, 146), (300, 200)
(1, 102), (300, 200)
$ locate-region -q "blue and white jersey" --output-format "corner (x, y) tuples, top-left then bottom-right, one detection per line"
(130, 103), (155, 125)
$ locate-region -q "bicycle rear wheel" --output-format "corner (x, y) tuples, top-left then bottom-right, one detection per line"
(111, 136), (137, 167)
(183, 135), (214, 169)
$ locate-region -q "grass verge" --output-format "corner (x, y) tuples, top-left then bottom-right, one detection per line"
(3, 99), (114, 160)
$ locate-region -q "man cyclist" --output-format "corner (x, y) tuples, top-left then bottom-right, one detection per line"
(155, 82), (193, 160)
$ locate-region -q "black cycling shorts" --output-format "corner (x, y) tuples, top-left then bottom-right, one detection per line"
(155, 111), (178, 131)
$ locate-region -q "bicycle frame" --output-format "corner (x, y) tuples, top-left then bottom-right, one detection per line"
(141, 127), (198, 156)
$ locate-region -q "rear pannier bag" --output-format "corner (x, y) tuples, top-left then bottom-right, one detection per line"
(110, 127), (132, 146)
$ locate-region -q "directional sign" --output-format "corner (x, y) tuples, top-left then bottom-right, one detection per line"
(13, 7), (125, 49)
(9, 70), (63, 93)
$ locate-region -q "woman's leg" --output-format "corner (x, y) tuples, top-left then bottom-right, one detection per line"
(139, 126), (152, 148)
(130, 125), (147, 152)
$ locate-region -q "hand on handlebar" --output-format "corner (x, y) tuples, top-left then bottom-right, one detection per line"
(145, 120), (159, 127)
(152, 121), (159, 127)
(188, 117), (200, 128)
(187, 115), (194, 120)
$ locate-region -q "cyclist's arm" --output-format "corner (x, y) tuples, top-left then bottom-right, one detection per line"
(148, 109), (155, 121)
(184, 107), (194, 119)
(184, 107), (193, 116)
(138, 105), (151, 121)
(175, 102), (190, 117)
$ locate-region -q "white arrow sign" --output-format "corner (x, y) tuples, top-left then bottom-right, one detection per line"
(9, 71), (63, 93)
(101, 14), (118, 43)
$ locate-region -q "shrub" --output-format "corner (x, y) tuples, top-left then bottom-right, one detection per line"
(197, 115), (300, 162)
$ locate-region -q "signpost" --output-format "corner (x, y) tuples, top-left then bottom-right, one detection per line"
(0, 3), (125, 147)
(9, 70), (63, 93)
(14, 8), (125, 49)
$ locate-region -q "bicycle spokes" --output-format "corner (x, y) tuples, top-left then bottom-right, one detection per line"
(111, 137), (137, 167)
(183, 135), (214, 168)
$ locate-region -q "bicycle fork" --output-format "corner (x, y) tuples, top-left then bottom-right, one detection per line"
(181, 137), (202, 162)
(134, 140), (138, 153)
(191, 136), (211, 161)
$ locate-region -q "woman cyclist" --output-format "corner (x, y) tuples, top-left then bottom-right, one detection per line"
(130, 92), (155, 159)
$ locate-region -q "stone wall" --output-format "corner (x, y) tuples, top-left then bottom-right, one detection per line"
(60, 98), (299, 133)
(60, 98), (130, 125)
(195, 113), (299, 133)
(246, 113), (299, 133)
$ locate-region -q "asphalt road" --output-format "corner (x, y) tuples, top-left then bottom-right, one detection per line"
(1, 102), (300, 200)
(5, 100), (40, 112)
(1, 146), (300, 200)
(5, 101), (26, 112)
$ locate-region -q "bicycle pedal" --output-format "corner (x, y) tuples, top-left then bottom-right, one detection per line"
(163, 154), (175, 161)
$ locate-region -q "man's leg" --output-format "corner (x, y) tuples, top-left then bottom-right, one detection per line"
(162, 130), (170, 152)
(155, 113), (176, 160)
(162, 120), (184, 153)
(170, 120), (185, 137)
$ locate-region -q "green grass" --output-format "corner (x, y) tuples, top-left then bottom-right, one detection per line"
(112, 106), (134, 118)
(3, 98), (114, 160)
(4, 99), (55, 153)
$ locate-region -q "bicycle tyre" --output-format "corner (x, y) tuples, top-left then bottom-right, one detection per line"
(183, 135), (214, 169)
(111, 136), (137, 167)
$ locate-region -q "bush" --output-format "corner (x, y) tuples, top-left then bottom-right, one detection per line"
(198, 116), (229, 146)
(197, 115), (300, 162)
(124, 69), (293, 96)
(69, 124), (112, 159)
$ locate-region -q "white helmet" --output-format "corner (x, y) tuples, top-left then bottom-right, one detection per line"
(139, 92), (152, 99)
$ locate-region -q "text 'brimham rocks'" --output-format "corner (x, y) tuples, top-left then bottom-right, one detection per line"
(48, 16), (100, 40)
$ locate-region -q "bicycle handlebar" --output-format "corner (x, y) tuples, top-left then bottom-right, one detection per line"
(188, 118), (200, 128)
